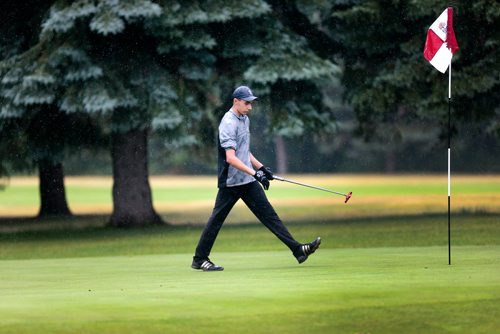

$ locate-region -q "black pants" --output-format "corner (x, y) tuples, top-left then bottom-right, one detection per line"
(193, 181), (301, 261)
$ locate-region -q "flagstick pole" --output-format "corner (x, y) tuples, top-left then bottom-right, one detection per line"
(448, 62), (452, 266)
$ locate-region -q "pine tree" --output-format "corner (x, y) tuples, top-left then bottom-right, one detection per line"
(0, 0), (77, 216)
(1, 0), (277, 226)
(325, 0), (500, 138)
(194, 4), (340, 172)
(2, 1), (342, 224)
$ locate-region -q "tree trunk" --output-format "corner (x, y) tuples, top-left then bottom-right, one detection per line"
(385, 149), (397, 173)
(38, 159), (71, 217)
(274, 135), (288, 174)
(109, 128), (163, 227)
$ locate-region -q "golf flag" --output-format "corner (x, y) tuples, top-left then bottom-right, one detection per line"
(423, 7), (459, 73)
(423, 7), (459, 265)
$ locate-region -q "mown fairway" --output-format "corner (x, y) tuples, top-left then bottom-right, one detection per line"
(1, 246), (499, 334)
(0, 175), (499, 333)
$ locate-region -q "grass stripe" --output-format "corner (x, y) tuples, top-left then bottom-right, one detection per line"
(1, 215), (499, 260)
(0, 247), (499, 334)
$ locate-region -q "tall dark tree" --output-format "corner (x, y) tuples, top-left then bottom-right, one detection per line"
(0, 0), (77, 216)
(196, 10), (340, 173)
(261, 0), (500, 171)
(1, 0), (276, 226)
(28, 108), (72, 216)
(324, 0), (500, 138)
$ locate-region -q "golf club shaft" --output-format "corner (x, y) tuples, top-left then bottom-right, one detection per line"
(273, 175), (346, 197)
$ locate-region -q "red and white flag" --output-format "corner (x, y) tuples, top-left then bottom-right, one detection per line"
(423, 7), (459, 73)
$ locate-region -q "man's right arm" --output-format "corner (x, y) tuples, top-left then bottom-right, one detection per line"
(225, 149), (256, 176)
(226, 149), (270, 190)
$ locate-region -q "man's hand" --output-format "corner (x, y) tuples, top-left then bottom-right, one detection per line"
(254, 170), (270, 190)
(259, 166), (274, 180)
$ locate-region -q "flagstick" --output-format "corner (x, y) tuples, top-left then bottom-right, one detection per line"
(448, 62), (452, 266)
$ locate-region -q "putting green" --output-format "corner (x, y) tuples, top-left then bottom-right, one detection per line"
(1, 246), (498, 334)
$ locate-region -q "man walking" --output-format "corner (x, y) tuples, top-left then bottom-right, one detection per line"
(191, 86), (321, 271)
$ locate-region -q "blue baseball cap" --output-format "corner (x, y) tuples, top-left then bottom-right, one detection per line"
(232, 86), (258, 101)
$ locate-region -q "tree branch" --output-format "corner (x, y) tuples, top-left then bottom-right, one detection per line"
(268, 0), (340, 58)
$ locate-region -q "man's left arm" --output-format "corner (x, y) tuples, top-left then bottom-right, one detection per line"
(250, 153), (274, 180)
(250, 153), (263, 170)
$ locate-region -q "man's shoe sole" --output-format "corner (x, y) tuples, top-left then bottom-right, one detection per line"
(191, 265), (224, 271)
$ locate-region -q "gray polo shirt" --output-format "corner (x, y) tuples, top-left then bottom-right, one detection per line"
(217, 109), (255, 188)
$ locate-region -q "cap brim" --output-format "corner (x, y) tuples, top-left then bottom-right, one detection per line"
(242, 96), (258, 101)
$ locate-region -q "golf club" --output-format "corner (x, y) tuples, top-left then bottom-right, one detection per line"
(273, 175), (353, 203)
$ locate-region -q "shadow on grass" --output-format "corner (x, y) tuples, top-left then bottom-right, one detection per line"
(1, 212), (499, 261)
(1, 211), (498, 239)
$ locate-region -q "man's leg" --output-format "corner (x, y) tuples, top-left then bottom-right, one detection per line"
(193, 187), (239, 262)
(241, 182), (301, 254)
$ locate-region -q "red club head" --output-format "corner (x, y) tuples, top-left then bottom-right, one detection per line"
(344, 192), (352, 203)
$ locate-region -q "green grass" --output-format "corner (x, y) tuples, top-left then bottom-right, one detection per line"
(3, 179), (499, 204)
(1, 175), (499, 333)
(2, 175), (499, 209)
(1, 215), (499, 260)
(0, 246), (498, 334)
(1, 215), (499, 333)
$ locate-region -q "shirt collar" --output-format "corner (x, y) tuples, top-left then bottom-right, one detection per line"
(229, 108), (246, 120)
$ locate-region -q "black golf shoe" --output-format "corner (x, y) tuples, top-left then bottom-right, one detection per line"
(295, 237), (321, 264)
(191, 259), (224, 271)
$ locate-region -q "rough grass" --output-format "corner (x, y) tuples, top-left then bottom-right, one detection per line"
(1, 175), (499, 223)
